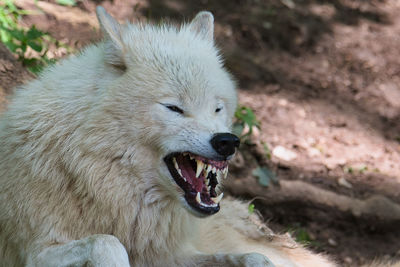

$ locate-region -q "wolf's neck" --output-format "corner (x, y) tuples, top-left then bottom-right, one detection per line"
(126, 192), (200, 265)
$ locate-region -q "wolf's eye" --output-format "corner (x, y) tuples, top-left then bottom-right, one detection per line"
(166, 105), (184, 114)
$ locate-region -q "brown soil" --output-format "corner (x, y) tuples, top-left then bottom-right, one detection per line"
(0, 43), (32, 111)
(2, 0), (400, 266)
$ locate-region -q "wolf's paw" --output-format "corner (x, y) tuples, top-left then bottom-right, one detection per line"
(84, 234), (130, 267)
(28, 234), (130, 267)
(230, 252), (275, 267)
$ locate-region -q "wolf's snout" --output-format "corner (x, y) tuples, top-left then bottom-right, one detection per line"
(210, 133), (240, 157)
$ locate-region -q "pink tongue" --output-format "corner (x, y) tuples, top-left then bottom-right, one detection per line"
(178, 157), (204, 192)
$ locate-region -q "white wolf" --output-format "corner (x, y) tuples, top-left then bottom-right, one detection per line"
(0, 7), (335, 267)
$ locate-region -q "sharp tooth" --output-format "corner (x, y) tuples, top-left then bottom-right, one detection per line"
(212, 167), (217, 174)
(173, 157), (184, 179)
(196, 160), (204, 178)
(205, 165), (212, 178)
(173, 157), (179, 169)
(196, 192), (201, 204)
(211, 192), (224, 204)
(216, 184), (221, 192)
(216, 170), (222, 181)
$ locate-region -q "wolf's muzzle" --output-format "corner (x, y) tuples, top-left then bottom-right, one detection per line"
(210, 133), (240, 158)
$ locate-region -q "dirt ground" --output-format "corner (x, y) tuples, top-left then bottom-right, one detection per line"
(1, 0), (400, 266)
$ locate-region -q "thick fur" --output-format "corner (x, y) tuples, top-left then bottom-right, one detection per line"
(0, 8), (335, 267)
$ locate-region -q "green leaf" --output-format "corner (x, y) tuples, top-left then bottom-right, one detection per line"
(234, 106), (260, 139)
(27, 64), (44, 74)
(27, 26), (45, 40)
(294, 228), (311, 244)
(252, 166), (278, 187)
(21, 57), (38, 66)
(3, 41), (18, 52)
(20, 42), (27, 52)
(27, 40), (43, 52)
(248, 203), (255, 214)
(8, 28), (25, 41)
(56, 0), (77, 6)
(262, 142), (271, 159)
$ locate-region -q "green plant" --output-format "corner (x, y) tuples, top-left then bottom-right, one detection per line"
(248, 203), (255, 214)
(233, 105), (260, 139)
(262, 141), (271, 159)
(56, 0), (77, 6)
(344, 165), (370, 174)
(294, 227), (311, 244)
(344, 166), (354, 174)
(287, 226), (321, 248)
(0, 0), (63, 73)
(358, 165), (368, 174)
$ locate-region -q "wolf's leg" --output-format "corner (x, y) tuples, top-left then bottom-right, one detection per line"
(193, 252), (275, 267)
(196, 198), (335, 267)
(26, 234), (130, 267)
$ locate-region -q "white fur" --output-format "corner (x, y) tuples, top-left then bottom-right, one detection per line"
(0, 7), (335, 267)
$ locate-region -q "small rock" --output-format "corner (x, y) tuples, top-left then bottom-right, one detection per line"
(338, 177), (352, 189)
(306, 137), (316, 145)
(297, 108), (306, 118)
(328, 238), (337, 246)
(344, 257), (352, 264)
(272, 146), (297, 161)
(278, 98), (288, 106)
(308, 147), (321, 157)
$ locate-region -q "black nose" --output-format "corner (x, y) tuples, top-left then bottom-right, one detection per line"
(210, 133), (240, 157)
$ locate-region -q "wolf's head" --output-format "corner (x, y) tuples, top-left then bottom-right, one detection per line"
(96, 7), (239, 217)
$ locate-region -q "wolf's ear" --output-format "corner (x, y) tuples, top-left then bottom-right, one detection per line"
(189, 11), (214, 42)
(96, 6), (126, 70)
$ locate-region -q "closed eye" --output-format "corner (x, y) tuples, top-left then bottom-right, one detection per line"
(164, 104), (184, 114)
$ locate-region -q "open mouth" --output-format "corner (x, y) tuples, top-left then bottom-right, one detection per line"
(164, 152), (228, 216)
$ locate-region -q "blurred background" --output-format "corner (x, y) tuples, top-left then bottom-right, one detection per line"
(1, 0), (399, 265)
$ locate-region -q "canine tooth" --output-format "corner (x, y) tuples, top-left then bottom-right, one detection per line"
(196, 192), (201, 204)
(196, 160), (204, 178)
(211, 192), (224, 204)
(205, 165), (212, 177)
(223, 167), (228, 179)
(173, 157), (179, 169)
(173, 157), (184, 179)
(216, 170), (222, 181)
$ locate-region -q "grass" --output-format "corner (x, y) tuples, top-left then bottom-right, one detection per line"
(233, 105), (260, 140)
(0, 0), (69, 73)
